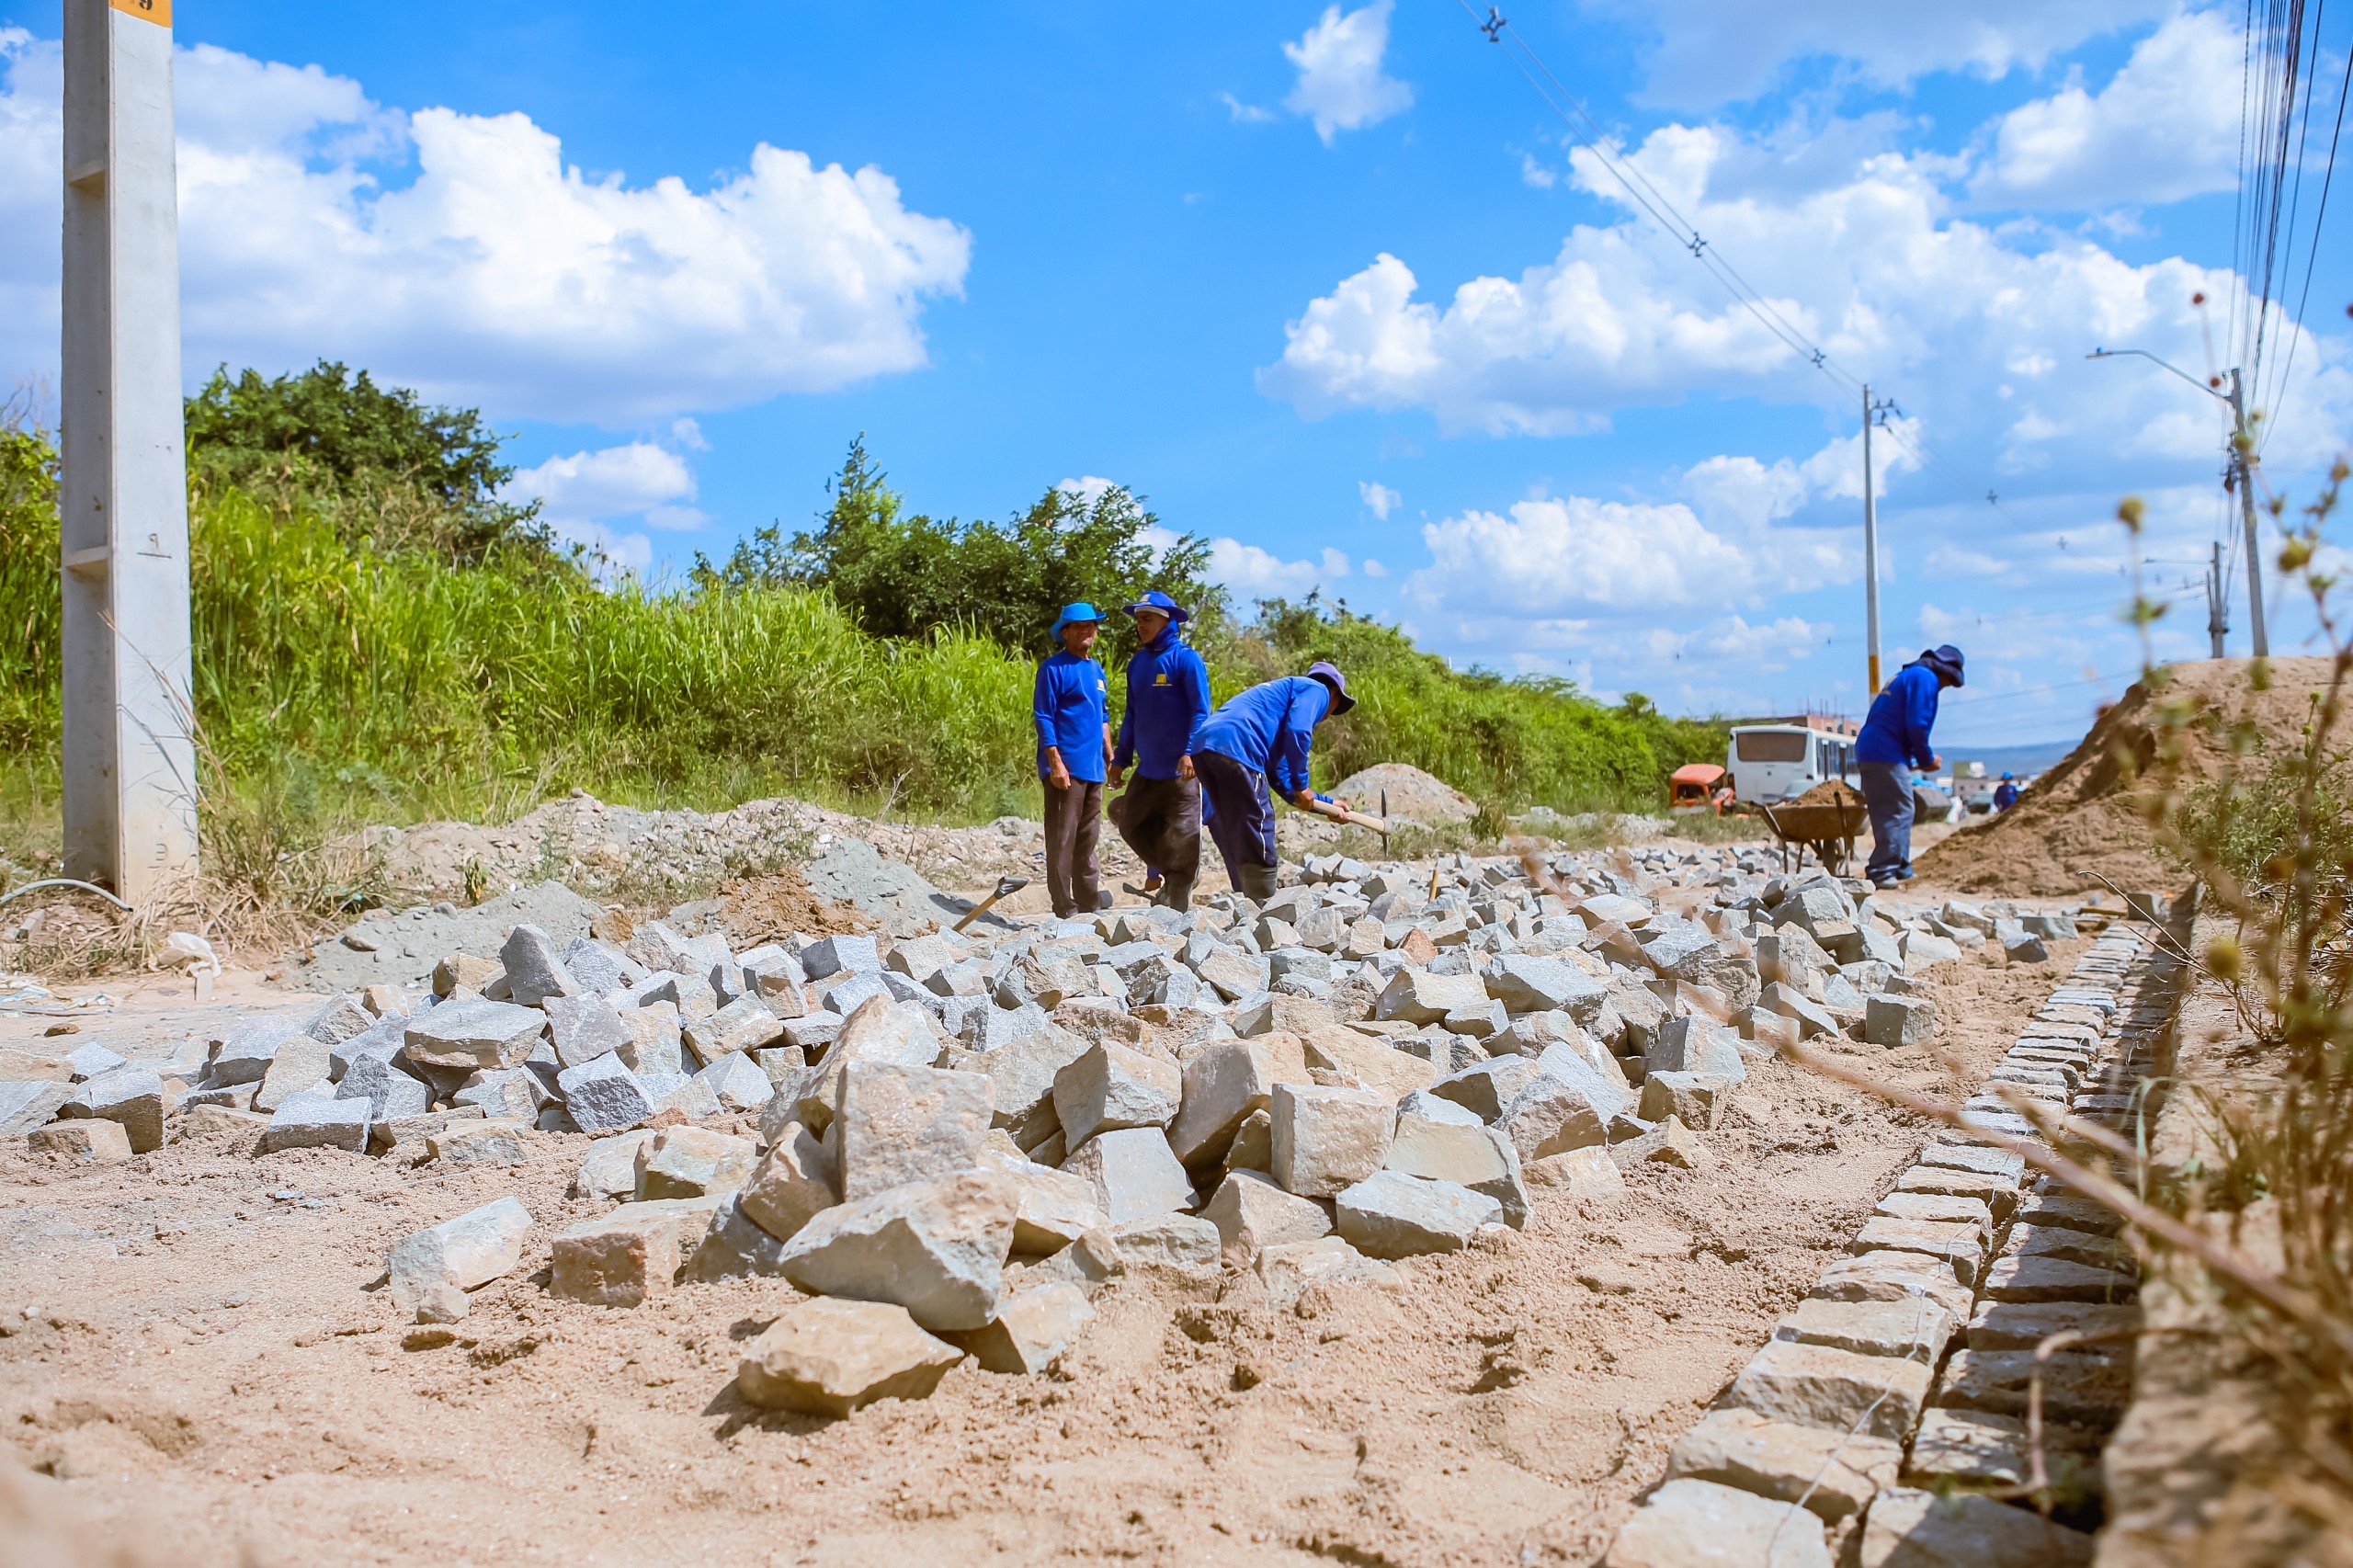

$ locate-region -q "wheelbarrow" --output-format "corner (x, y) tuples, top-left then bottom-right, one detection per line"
(1758, 796), (1869, 876)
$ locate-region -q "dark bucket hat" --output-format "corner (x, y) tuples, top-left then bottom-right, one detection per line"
(1306, 659), (1357, 715)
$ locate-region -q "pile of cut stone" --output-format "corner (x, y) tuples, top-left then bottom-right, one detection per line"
(1605, 924), (2155, 1568)
(6, 841), (2086, 1417)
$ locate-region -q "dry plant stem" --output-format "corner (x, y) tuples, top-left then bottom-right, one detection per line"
(2025, 1326), (2147, 1510)
(1776, 1038), (2353, 1358)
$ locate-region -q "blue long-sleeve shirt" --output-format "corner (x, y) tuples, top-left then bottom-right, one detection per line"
(1033, 652), (1109, 781)
(1857, 663), (1942, 770)
(1112, 629), (1211, 779)
(1196, 676), (1331, 798)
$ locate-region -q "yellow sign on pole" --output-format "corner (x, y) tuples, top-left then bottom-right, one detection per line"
(108, 0), (171, 25)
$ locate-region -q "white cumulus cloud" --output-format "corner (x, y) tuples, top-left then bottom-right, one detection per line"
(1358, 480), (1401, 518)
(1585, 0), (2172, 107)
(1210, 540), (1352, 599)
(502, 440), (705, 581)
(1282, 2), (1414, 145)
(0, 32), (971, 425)
(1971, 7), (2242, 209)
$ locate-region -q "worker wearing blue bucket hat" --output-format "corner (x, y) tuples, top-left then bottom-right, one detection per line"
(1107, 591), (1211, 910)
(1035, 602), (1112, 917)
(1192, 661), (1357, 902)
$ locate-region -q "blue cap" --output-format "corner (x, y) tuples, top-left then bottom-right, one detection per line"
(2001, 771), (2014, 779)
(1050, 601), (1103, 642)
(1123, 590), (1189, 624)
(1306, 659), (1356, 715)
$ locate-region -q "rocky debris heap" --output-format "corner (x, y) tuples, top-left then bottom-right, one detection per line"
(1604, 925), (2158, 1568)
(4, 839), (2090, 1418)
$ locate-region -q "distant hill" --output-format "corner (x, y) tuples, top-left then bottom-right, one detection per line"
(1943, 739), (2096, 781)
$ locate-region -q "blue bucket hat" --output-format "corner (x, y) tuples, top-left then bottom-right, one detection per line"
(1917, 643), (1966, 687)
(1306, 659), (1357, 715)
(1050, 601), (1103, 643)
(1122, 589), (1190, 625)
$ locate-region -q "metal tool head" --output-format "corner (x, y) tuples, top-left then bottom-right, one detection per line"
(994, 875), (1029, 900)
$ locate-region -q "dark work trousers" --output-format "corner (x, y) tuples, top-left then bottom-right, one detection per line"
(1859, 761), (1915, 884)
(1110, 774), (1202, 911)
(1194, 749), (1280, 903)
(1041, 779), (1103, 917)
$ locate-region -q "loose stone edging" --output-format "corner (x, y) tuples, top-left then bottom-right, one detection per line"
(1606, 925), (2175, 1568)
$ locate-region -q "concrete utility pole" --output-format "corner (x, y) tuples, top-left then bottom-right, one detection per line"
(2223, 368), (2269, 658)
(61, 0), (199, 903)
(2206, 540), (2230, 660)
(1860, 384), (1881, 695)
(2087, 347), (2268, 659)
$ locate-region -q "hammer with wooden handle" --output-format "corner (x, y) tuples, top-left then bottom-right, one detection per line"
(952, 875), (1030, 932)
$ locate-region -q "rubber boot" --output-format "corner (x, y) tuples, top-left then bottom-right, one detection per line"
(1234, 861), (1279, 903)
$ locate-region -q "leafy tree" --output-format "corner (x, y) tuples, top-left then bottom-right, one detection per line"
(184, 361), (550, 562)
(697, 437), (1226, 660)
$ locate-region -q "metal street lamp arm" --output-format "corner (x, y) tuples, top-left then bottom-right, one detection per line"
(2086, 347), (2230, 403)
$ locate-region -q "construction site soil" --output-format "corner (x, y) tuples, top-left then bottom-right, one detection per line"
(0, 902), (2070, 1567)
(1922, 655), (2338, 896)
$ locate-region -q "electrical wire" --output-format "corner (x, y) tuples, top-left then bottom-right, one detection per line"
(1450, 3), (2047, 541)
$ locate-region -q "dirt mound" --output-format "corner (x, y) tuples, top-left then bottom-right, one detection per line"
(1920, 656), (2336, 895)
(1793, 778), (1862, 808)
(1329, 762), (1478, 824)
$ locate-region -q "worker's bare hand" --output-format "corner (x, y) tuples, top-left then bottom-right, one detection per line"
(1107, 767), (1125, 790)
(1176, 755), (1195, 782)
(1330, 796), (1352, 813)
(1048, 762), (1073, 790)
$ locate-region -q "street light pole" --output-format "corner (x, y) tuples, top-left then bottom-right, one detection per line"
(2207, 540), (2229, 659)
(1861, 383), (1881, 695)
(2086, 347), (2267, 659)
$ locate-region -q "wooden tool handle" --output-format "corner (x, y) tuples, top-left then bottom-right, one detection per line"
(1302, 800), (1390, 833)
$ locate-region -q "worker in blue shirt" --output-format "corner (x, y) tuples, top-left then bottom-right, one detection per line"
(1107, 591), (1212, 911)
(1856, 643), (1965, 888)
(1192, 662), (1356, 902)
(1993, 772), (2020, 812)
(1034, 603), (1113, 918)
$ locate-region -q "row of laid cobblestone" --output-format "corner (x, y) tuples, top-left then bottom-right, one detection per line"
(1606, 924), (2171, 1568)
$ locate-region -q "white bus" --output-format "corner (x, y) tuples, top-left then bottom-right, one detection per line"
(1725, 720), (1857, 806)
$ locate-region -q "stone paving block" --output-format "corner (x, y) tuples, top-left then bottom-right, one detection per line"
(258, 1092), (370, 1155)
(1202, 1169), (1331, 1265)
(1962, 1298), (2139, 1350)
(1812, 1251), (1975, 1320)
(404, 999), (548, 1072)
(738, 1295), (962, 1415)
(778, 1167), (1017, 1332)
(2006, 1223), (2138, 1273)
(1644, 1017), (1746, 1082)
(738, 1125), (838, 1243)
(1167, 1037), (1303, 1170)
(634, 1125), (756, 1199)
(1873, 1191), (1994, 1237)
(1604, 1478), (1830, 1568)
(1052, 1041), (1180, 1148)
(1302, 1026), (1438, 1100)
(1254, 1235), (1400, 1308)
(1894, 1164), (2020, 1220)
(1383, 1108), (1527, 1226)
(0, 1080), (74, 1138)
(556, 1053), (656, 1134)
(249, 1035), (332, 1113)
(334, 1052), (432, 1121)
(1374, 969), (1490, 1025)
(28, 1120), (132, 1163)
(387, 1196), (532, 1322)
(1662, 1407), (1900, 1523)
(209, 1017), (297, 1085)
(500, 924), (579, 1006)
(1849, 1217), (1985, 1286)
(1936, 1346), (2131, 1426)
(1110, 1214), (1222, 1287)
(947, 1281), (1095, 1374)
(979, 1148), (1105, 1254)
(574, 1129), (656, 1199)
(1335, 1170), (1502, 1258)
(426, 1119), (529, 1167)
(1772, 1296), (1953, 1363)
(1063, 1127), (1194, 1223)
(1727, 1337), (1931, 1440)
(551, 1212), (681, 1308)
(1270, 1082), (1393, 1198)
(1525, 1144), (1626, 1199)
(1637, 1071), (1731, 1130)
(1858, 1486), (2093, 1567)
(1980, 1253), (2139, 1303)
(1863, 994), (1938, 1048)
(66, 1065), (165, 1153)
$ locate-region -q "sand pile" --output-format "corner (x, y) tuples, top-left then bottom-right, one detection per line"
(1921, 656), (2338, 896)
(1327, 762), (1477, 824)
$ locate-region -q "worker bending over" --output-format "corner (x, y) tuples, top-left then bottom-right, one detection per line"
(1192, 662), (1355, 902)
(1034, 602), (1113, 918)
(1856, 642), (1964, 889)
(1107, 591), (1211, 911)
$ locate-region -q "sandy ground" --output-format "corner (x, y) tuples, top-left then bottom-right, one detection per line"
(0, 907), (2079, 1567)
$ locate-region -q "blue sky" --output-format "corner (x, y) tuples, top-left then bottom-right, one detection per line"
(3, 1), (2348, 747)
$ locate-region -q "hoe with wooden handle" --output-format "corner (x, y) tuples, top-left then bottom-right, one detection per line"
(952, 874), (1030, 933)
